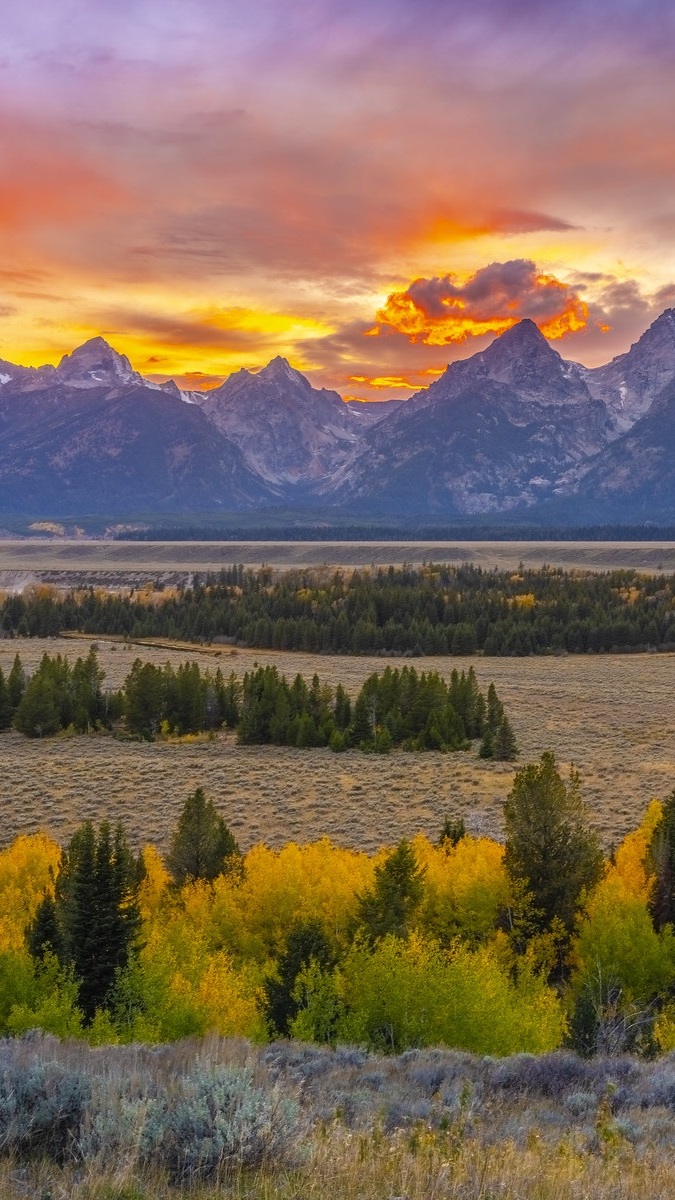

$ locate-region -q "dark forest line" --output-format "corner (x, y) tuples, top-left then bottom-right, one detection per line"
(116, 522), (675, 541)
(3, 562), (675, 656)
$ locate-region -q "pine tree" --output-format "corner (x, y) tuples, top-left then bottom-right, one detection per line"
(503, 752), (603, 937)
(124, 659), (165, 739)
(353, 840), (426, 944)
(13, 674), (61, 737)
(167, 787), (241, 885)
(263, 918), (334, 1036)
(7, 653), (26, 711)
(0, 667), (12, 730)
(648, 789), (675, 930)
(27, 893), (63, 960)
(492, 715), (518, 761)
(438, 816), (466, 848)
(48, 821), (141, 1022)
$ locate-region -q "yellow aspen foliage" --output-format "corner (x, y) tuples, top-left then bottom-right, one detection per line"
(143, 908), (210, 987)
(137, 925), (264, 1041)
(195, 953), (266, 1040)
(654, 1004), (675, 1053)
(225, 839), (374, 958)
(603, 800), (662, 903)
(412, 834), (509, 944)
(0, 833), (61, 952)
(137, 844), (171, 923)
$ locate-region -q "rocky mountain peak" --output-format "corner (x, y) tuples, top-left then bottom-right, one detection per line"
(417, 317), (587, 414)
(587, 308), (675, 431)
(55, 337), (142, 389)
(256, 355), (310, 389)
(477, 318), (568, 382)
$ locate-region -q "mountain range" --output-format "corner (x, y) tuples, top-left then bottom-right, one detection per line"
(2, 313), (675, 521)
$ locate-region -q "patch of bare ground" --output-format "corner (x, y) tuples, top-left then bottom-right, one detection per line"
(0, 636), (672, 852)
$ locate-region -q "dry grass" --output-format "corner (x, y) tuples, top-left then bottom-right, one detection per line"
(3, 1135), (675, 1200)
(0, 636), (671, 853)
(3, 1034), (675, 1199)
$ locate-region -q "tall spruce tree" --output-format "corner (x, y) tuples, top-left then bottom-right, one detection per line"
(39, 820), (141, 1022)
(503, 752), (603, 937)
(263, 918), (334, 1036)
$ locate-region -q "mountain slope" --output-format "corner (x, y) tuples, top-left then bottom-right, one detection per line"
(0, 375), (278, 516)
(585, 309), (675, 433)
(555, 375), (675, 520)
(1, 315), (675, 521)
(194, 356), (367, 489)
(325, 321), (613, 514)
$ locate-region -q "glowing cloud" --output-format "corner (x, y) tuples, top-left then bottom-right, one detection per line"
(374, 260), (589, 345)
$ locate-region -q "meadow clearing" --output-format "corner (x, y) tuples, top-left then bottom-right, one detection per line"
(0, 633), (671, 853)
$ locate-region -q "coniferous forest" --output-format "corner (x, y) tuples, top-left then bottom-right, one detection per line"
(2, 563), (675, 654)
(0, 648), (517, 758)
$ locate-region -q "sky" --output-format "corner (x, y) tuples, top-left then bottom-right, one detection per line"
(2, 0), (675, 399)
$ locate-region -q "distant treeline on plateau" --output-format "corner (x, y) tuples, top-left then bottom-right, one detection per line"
(3, 562), (675, 655)
(115, 522), (675, 542)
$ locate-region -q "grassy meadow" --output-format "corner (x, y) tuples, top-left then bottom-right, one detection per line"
(0, 634), (671, 851)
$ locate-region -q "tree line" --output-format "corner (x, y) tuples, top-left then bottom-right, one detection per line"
(4, 754), (675, 1057)
(3, 563), (675, 654)
(117, 522), (675, 541)
(0, 649), (517, 758)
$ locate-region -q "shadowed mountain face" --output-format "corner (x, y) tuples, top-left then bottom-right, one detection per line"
(0, 313), (675, 519)
(325, 321), (614, 515)
(0, 378), (278, 516)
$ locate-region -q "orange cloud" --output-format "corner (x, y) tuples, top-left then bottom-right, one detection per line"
(374, 259), (589, 345)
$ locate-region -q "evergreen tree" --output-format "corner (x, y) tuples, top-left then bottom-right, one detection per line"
(353, 840), (426, 944)
(13, 674), (61, 737)
(348, 691), (374, 748)
(492, 715), (519, 761)
(167, 787), (241, 885)
(48, 821), (141, 1021)
(263, 917), (334, 1036)
(26, 893), (63, 960)
(0, 667), (12, 730)
(648, 789), (675, 930)
(503, 752), (603, 937)
(438, 816), (467, 848)
(7, 653), (26, 710)
(124, 659), (165, 739)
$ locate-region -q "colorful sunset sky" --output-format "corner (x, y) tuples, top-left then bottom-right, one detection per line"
(3, 0), (675, 399)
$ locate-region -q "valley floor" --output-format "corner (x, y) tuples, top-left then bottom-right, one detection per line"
(0, 636), (672, 850)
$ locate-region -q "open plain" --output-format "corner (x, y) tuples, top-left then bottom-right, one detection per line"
(1, 537), (675, 591)
(0, 632), (672, 853)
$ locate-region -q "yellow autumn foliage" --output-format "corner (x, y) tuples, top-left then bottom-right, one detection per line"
(412, 834), (509, 943)
(0, 833), (61, 952)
